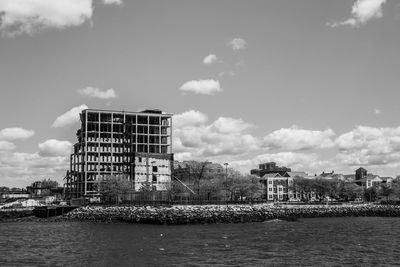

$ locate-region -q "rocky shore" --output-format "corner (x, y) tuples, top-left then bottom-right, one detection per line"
(61, 204), (400, 224)
(2, 204), (400, 224)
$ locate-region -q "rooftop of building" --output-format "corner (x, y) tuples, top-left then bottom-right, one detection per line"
(260, 173), (283, 179)
(83, 108), (173, 116)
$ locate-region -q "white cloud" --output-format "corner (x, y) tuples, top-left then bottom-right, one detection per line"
(0, 150), (69, 187)
(335, 125), (400, 167)
(38, 139), (72, 157)
(374, 108), (381, 114)
(210, 117), (253, 134)
(0, 0), (93, 36)
(0, 127), (35, 141)
(173, 111), (259, 161)
(77, 86), (117, 99)
(174, 110), (208, 129)
(52, 104), (88, 128)
(180, 79), (222, 95)
(263, 126), (335, 151)
(203, 54), (217, 65)
(102, 0), (122, 5)
(336, 126), (400, 154)
(0, 141), (16, 151)
(227, 38), (247, 50)
(329, 0), (387, 27)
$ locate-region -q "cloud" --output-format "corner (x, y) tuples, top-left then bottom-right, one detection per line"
(38, 139), (72, 157)
(203, 54), (217, 65)
(173, 111), (259, 161)
(0, 127), (35, 141)
(0, 0), (93, 36)
(52, 104), (88, 128)
(227, 38), (247, 50)
(77, 86), (117, 99)
(0, 150), (69, 187)
(0, 141), (16, 151)
(180, 79), (222, 95)
(328, 0), (387, 27)
(335, 125), (400, 166)
(374, 108), (381, 114)
(263, 126), (335, 151)
(336, 126), (400, 154)
(210, 117), (253, 134)
(174, 110), (208, 128)
(102, 0), (122, 5)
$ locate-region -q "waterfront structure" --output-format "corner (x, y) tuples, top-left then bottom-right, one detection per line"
(250, 162), (291, 177)
(65, 109), (173, 199)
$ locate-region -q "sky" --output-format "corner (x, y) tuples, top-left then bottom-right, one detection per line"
(1, 0), (400, 187)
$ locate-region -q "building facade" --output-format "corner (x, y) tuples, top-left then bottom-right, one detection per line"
(172, 161), (225, 192)
(260, 171), (312, 202)
(65, 109), (173, 199)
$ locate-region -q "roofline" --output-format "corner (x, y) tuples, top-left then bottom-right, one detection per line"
(82, 108), (173, 116)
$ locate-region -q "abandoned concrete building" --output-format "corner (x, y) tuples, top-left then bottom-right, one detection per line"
(65, 108), (173, 199)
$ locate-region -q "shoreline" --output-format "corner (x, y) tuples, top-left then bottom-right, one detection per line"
(2, 204), (400, 224)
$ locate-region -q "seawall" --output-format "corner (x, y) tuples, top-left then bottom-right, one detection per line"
(62, 204), (400, 224)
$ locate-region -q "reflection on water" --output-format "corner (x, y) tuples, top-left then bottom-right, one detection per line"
(1, 217), (400, 266)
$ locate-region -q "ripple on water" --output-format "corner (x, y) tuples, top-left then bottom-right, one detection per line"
(0, 217), (399, 266)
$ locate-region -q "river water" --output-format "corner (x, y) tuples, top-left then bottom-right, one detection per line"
(1, 217), (399, 266)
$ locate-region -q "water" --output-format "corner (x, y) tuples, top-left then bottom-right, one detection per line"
(1, 217), (399, 266)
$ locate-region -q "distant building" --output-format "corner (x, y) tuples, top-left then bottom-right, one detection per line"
(365, 175), (382, 189)
(259, 171), (309, 201)
(65, 109), (173, 199)
(173, 161), (224, 190)
(261, 173), (288, 201)
(250, 162), (291, 177)
(26, 181), (45, 197)
(355, 167), (368, 185)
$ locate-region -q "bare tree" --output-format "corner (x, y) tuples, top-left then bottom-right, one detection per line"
(99, 175), (132, 204)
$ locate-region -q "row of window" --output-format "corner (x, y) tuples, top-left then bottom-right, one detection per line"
(86, 124), (170, 135)
(86, 113), (170, 126)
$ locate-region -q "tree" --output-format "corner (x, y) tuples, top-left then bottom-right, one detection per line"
(199, 177), (223, 201)
(99, 175), (132, 204)
(364, 187), (378, 202)
(227, 174), (263, 201)
(389, 180), (400, 200)
(183, 161), (213, 195)
(338, 182), (363, 201)
(290, 176), (313, 201)
(379, 184), (393, 201)
(41, 179), (59, 189)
